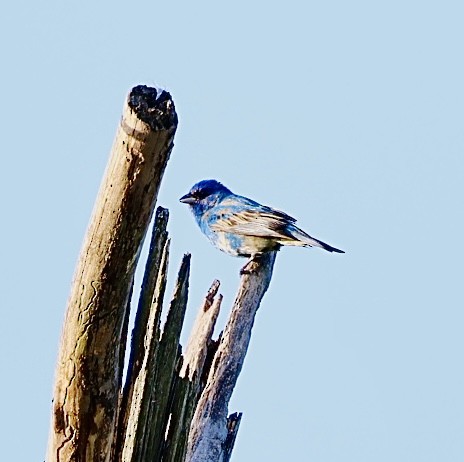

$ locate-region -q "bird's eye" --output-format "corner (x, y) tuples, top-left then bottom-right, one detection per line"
(193, 189), (210, 200)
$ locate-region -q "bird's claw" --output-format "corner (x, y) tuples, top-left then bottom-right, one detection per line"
(240, 263), (255, 275)
(240, 254), (263, 275)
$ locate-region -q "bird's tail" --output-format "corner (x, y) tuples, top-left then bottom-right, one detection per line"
(283, 226), (345, 253)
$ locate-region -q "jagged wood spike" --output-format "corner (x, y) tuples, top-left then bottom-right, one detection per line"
(162, 281), (222, 462)
(186, 252), (277, 462)
(114, 207), (170, 458)
(180, 280), (221, 381)
(143, 254), (191, 461)
(119, 238), (170, 462)
(127, 207), (170, 388)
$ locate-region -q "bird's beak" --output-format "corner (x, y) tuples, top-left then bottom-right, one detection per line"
(179, 193), (196, 204)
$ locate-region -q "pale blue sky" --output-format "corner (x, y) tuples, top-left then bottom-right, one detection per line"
(1, 1), (463, 460)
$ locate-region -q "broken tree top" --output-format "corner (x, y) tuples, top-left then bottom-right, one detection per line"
(128, 85), (178, 131)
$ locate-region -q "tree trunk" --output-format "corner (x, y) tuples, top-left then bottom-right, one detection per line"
(47, 86), (178, 462)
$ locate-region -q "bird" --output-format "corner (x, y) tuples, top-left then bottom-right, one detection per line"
(179, 179), (344, 273)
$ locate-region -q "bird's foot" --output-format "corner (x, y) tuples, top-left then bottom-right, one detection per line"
(240, 254), (263, 275)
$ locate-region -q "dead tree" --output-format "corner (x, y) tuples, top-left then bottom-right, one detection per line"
(47, 85), (276, 462)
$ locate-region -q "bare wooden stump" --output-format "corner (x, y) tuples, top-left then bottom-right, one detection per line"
(47, 86), (178, 462)
(47, 84), (278, 462)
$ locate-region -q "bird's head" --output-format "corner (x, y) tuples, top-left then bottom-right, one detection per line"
(180, 179), (232, 215)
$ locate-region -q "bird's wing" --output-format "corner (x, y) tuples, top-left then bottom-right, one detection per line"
(209, 197), (297, 239)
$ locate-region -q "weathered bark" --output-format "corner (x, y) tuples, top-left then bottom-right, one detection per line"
(47, 86), (177, 462)
(113, 207), (170, 459)
(126, 207), (170, 396)
(117, 273), (223, 462)
(144, 255), (191, 459)
(186, 252), (277, 462)
(119, 254), (190, 462)
(163, 281), (222, 462)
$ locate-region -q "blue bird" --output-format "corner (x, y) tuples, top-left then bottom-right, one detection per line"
(180, 179), (344, 272)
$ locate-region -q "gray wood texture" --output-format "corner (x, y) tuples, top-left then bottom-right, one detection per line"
(163, 281), (222, 462)
(186, 252), (277, 462)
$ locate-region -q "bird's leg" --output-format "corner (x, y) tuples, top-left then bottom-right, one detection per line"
(240, 253), (264, 275)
